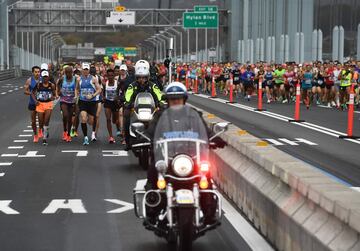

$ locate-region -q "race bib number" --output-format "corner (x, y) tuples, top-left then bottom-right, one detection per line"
(234, 76), (239, 81)
(80, 88), (94, 97)
(37, 91), (52, 101)
(62, 87), (75, 97)
(106, 90), (117, 101)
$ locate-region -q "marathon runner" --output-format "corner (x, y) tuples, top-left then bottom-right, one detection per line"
(57, 65), (77, 142)
(24, 66), (41, 142)
(31, 70), (56, 145)
(76, 63), (102, 145)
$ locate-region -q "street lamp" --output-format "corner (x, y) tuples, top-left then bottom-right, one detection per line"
(166, 27), (183, 62)
(154, 35), (166, 61)
(157, 33), (168, 60)
(162, 30), (177, 61)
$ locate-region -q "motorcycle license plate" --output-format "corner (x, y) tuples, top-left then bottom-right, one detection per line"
(175, 189), (194, 204)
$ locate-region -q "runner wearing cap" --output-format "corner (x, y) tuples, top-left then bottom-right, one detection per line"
(31, 70), (56, 145)
(76, 63), (102, 145)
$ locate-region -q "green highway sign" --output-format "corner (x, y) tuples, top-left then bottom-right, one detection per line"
(183, 12), (219, 29)
(105, 47), (137, 56)
(194, 5), (218, 12)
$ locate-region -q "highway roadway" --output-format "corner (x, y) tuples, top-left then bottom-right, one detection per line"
(0, 77), (274, 251)
(189, 91), (360, 187)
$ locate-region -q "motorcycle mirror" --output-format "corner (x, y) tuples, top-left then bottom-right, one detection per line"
(131, 122), (145, 133)
(155, 160), (168, 173)
(213, 122), (230, 134)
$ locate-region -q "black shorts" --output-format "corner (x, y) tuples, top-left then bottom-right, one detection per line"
(104, 100), (120, 112)
(340, 86), (350, 92)
(215, 77), (222, 83)
(28, 104), (36, 111)
(325, 84), (334, 90)
(78, 100), (97, 117)
(243, 81), (254, 88)
(205, 76), (212, 82)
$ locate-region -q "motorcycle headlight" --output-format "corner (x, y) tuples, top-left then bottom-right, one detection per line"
(172, 155), (194, 177)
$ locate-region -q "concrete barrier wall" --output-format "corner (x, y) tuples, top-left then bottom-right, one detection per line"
(200, 110), (360, 251)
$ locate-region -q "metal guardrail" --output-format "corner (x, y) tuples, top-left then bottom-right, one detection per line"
(0, 70), (16, 81)
(0, 67), (31, 81)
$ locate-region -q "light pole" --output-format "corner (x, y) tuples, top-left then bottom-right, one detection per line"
(145, 39), (158, 61)
(154, 35), (167, 61)
(157, 33), (168, 59)
(42, 33), (52, 62)
(151, 36), (163, 61)
(162, 30), (176, 61)
(167, 27), (183, 62)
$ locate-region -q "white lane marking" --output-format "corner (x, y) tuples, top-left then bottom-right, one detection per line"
(278, 138), (299, 145)
(354, 111), (360, 114)
(8, 146), (24, 149)
(18, 134), (32, 137)
(351, 187), (360, 192)
(1, 92), (6, 95)
(7, 90), (13, 93)
(193, 94), (360, 143)
(18, 151), (45, 158)
(1, 154), (19, 157)
(318, 105), (333, 109)
(221, 195), (274, 251)
(294, 138), (318, 145)
(264, 139), (285, 146)
(42, 199), (87, 214)
(19, 86), (24, 89)
(27, 126), (32, 128)
(0, 162), (12, 166)
(0, 173), (4, 177)
(13, 140), (28, 143)
(14, 88), (19, 91)
(61, 150), (88, 157)
(0, 201), (20, 214)
(102, 150), (128, 157)
(23, 129), (33, 132)
(104, 199), (134, 213)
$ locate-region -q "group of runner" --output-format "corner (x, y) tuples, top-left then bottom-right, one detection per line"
(167, 61), (360, 110)
(24, 59), (360, 145)
(24, 62), (134, 146)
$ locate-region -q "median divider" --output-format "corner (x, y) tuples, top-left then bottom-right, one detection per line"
(199, 108), (360, 251)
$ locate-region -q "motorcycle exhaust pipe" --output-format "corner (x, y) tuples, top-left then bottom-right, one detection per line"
(145, 190), (161, 208)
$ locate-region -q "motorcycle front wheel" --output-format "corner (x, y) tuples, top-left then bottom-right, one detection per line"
(176, 208), (194, 251)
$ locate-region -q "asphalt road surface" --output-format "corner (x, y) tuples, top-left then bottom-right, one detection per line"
(0, 78), (259, 251)
(189, 92), (360, 187)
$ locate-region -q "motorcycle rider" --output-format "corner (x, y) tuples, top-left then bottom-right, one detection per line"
(144, 82), (227, 189)
(123, 60), (164, 150)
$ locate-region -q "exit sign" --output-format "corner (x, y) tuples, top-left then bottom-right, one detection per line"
(194, 5), (218, 12)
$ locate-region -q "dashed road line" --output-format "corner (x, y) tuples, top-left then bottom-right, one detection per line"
(1, 154), (19, 157)
(14, 140), (28, 143)
(18, 151), (45, 158)
(23, 129), (33, 132)
(351, 187), (360, 192)
(18, 134), (32, 137)
(0, 173), (5, 177)
(8, 146), (24, 149)
(0, 162), (12, 166)
(8, 90), (13, 93)
(1, 92), (6, 95)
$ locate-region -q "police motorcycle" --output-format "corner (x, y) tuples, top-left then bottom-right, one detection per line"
(132, 105), (229, 251)
(129, 92), (157, 170)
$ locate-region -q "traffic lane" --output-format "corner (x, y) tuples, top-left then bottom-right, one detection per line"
(189, 95), (360, 186)
(212, 92), (360, 136)
(0, 106), (251, 251)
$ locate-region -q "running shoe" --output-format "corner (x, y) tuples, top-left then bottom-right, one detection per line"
(316, 100), (321, 105)
(116, 130), (121, 137)
(33, 135), (39, 143)
(83, 136), (89, 145)
(109, 137), (115, 144)
(282, 99), (288, 104)
(331, 101), (336, 107)
(42, 139), (48, 146)
(267, 99), (271, 104)
(91, 132), (97, 142)
(62, 132), (67, 141)
(66, 135), (72, 143)
(38, 129), (43, 138)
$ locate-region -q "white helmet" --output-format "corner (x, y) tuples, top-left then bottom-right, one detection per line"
(165, 82), (188, 101)
(135, 60), (150, 77)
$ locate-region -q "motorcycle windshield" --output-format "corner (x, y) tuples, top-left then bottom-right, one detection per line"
(154, 105), (209, 165)
(134, 93), (155, 109)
